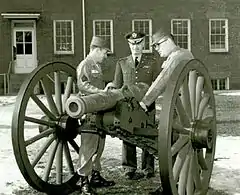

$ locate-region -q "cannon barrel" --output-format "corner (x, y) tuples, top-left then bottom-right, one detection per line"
(65, 82), (149, 118)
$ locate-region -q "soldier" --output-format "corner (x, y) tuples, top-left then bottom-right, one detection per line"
(76, 36), (115, 195)
(139, 29), (194, 195)
(108, 31), (161, 180)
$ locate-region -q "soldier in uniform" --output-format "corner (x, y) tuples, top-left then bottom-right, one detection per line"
(139, 29), (194, 195)
(108, 31), (161, 180)
(76, 36), (115, 195)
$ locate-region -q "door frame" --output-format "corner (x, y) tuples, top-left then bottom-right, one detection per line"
(11, 20), (37, 73)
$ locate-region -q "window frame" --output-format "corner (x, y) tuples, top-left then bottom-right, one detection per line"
(53, 20), (74, 55)
(93, 19), (114, 53)
(132, 19), (153, 53)
(211, 77), (229, 90)
(171, 19), (191, 51)
(209, 18), (229, 53)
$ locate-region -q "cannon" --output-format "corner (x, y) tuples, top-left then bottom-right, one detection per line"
(11, 59), (216, 195)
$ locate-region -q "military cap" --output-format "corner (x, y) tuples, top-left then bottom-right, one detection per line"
(151, 28), (171, 46)
(90, 36), (110, 51)
(125, 31), (145, 44)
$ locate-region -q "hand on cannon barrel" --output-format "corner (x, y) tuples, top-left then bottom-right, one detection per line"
(139, 101), (148, 112)
(121, 82), (149, 102)
(104, 82), (117, 91)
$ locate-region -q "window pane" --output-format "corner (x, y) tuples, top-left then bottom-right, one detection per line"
(219, 79), (226, 90)
(25, 43), (32, 54)
(25, 31), (32, 42)
(54, 21), (73, 52)
(211, 80), (218, 90)
(171, 20), (190, 50)
(210, 19), (227, 50)
(16, 43), (24, 54)
(16, 32), (23, 42)
(94, 20), (112, 51)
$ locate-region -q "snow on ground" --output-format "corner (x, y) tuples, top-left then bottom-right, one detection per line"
(0, 93), (240, 194)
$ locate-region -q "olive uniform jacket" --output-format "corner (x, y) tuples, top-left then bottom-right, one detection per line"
(76, 56), (105, 95)
(113, 54), (161, 89)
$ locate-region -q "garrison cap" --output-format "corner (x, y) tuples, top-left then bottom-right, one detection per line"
(90, 36), (111, 51)
(125, 31), (145, 44)
(151, 28), (171, 46)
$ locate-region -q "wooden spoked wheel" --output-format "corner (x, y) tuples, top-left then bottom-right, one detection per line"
(158, 59), (216, 195)
(12, 62), (80, 194)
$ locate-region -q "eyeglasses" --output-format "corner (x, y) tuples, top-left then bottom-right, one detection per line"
(152, 39), (167, 49)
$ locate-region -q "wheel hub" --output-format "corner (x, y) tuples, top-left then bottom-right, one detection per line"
(190, 120), (213, 149)
(55, 115), (79, 140)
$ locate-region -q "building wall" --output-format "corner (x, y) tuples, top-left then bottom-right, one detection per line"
(1, 0), (240, 92)
(85, 0), (240, 89)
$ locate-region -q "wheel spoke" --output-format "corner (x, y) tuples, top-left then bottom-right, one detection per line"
(175, 96), (190, 127)
(68, 139), (80, 153)
(172, 121), (192, 135)
(171, 135), (189, 156)
(25, 128), (55, 146)
(195, 76), (204, 118)
(31, 135), (56, 167)
(56, 140), (63, 184)
(31, 94), (57, 121)
(180, 77), (192, 119)
(43, 139), (59, 182)
(188, 70), (197, 119)
(197, 149), (208, 170)
(178, 146), (192, 195)
(25, 116), (56, 127)
(173, 142), (190, 181)
(186, 151), (194, 195)
(197, 93), (210, 120)
(41, 76), (60, 116)
(63, 76), (74, 112)
(193, 150), (202, 189)
(64, 141), (75, 174)
(54, 72), (63, 114)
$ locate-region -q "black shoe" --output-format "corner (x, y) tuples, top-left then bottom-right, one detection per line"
(145, 171), (154, 178)
(76, 176), (97, 195)
(143, 168), (154, 178)
(124, 171), (145, 180)
(90, 170), (115, 188)
(149, 187), (163, 195)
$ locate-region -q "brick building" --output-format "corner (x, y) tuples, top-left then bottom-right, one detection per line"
(0, 0), (239, 94)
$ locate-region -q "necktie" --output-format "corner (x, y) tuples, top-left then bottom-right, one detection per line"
(135, 57), (139, 67)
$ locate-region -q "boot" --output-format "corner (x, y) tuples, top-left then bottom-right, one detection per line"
(90, 170), (115, 188)
(76, 176), (97, 195)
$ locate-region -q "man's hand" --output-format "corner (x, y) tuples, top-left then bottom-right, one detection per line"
(104, 82), (116, 92)
(139, 101), (148, 112)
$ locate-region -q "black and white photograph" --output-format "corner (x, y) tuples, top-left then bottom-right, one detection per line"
(0, 0), (240, 194)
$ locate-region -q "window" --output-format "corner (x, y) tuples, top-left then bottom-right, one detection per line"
(53, 20), (74, 54)
(211, 78), (229, 90)
(171, 19), (191, 50)
(93, 20), (113, 53)
(132, 19), (152, 53)
(209, 19), (228, 52)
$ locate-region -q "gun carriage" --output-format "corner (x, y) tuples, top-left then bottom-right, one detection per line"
(11, 59), (216, 195)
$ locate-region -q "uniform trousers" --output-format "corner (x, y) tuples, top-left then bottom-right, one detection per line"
(77, 132), (105, 176)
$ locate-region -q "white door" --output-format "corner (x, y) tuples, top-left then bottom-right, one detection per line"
(13, 26), (37, 73)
